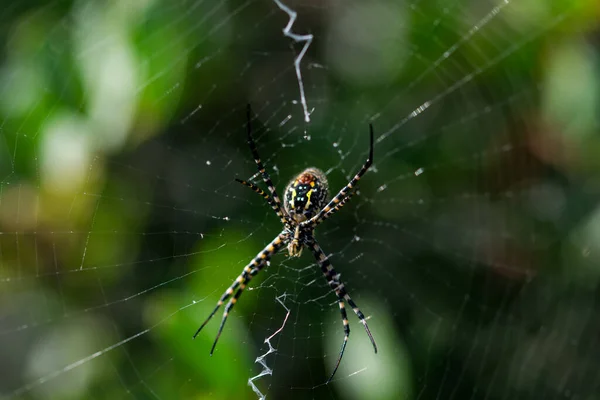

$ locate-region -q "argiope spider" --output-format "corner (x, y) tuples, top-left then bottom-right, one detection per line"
(193, 104), (377, 382)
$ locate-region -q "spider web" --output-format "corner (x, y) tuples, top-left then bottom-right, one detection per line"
(1, 0), (600, 399)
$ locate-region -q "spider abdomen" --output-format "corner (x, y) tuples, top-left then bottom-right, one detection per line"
(284, 167), (329, 222)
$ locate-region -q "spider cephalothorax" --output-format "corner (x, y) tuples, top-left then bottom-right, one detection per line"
(194, 105), (376, 383)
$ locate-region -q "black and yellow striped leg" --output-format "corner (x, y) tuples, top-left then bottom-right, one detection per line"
(302, 124), (373, 229)
(192, 259), (257, 341)
(310, 190), (356, 228)
(246, 104), (286, 213)
(209, 282), (248, 355)
(194, 232), (288, 354)
(307, 238), (377, 382)
(235, 178), (291, 226)
(328, 299), (350, 382)
(192, 279), (242, 340)
(342, 292), (377, 353)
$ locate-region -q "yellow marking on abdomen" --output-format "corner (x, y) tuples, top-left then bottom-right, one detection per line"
(304, 189), (313, 210)
(290, 188), (297, 208)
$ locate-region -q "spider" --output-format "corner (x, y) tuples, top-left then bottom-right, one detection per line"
(193, 104), (377, 382)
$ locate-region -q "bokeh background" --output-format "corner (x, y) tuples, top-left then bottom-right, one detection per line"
(1, 0), (600, 399)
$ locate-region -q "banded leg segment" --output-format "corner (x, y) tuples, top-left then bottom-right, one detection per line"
(307, 238), (377, 382)
(303, 124), (373, 229)
(308, 190), (356, 229)
(193, 232), (288, 354)
(235, 178), (291, 226)
(328, 299), (350, 382)
(246, 104), (286, 213)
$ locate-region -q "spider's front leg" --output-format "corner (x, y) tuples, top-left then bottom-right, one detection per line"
(302, 124), (373, 230)
(245, 104), (287, 212)
(193, 231), (288, 354)
(234, 178), (292, 227)
(307, 237), (377, 383)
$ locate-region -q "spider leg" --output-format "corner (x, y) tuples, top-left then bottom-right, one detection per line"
(302, 124), (373, 229)
(307, 238), (377, 383)
(194, 232), (288, 355)
(315, 189), (356, 226)
(328, 298), (350, 382)
(245, 104), (287, 216)
(235, 178), (291, 226)
(209, 281), (247, 355)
